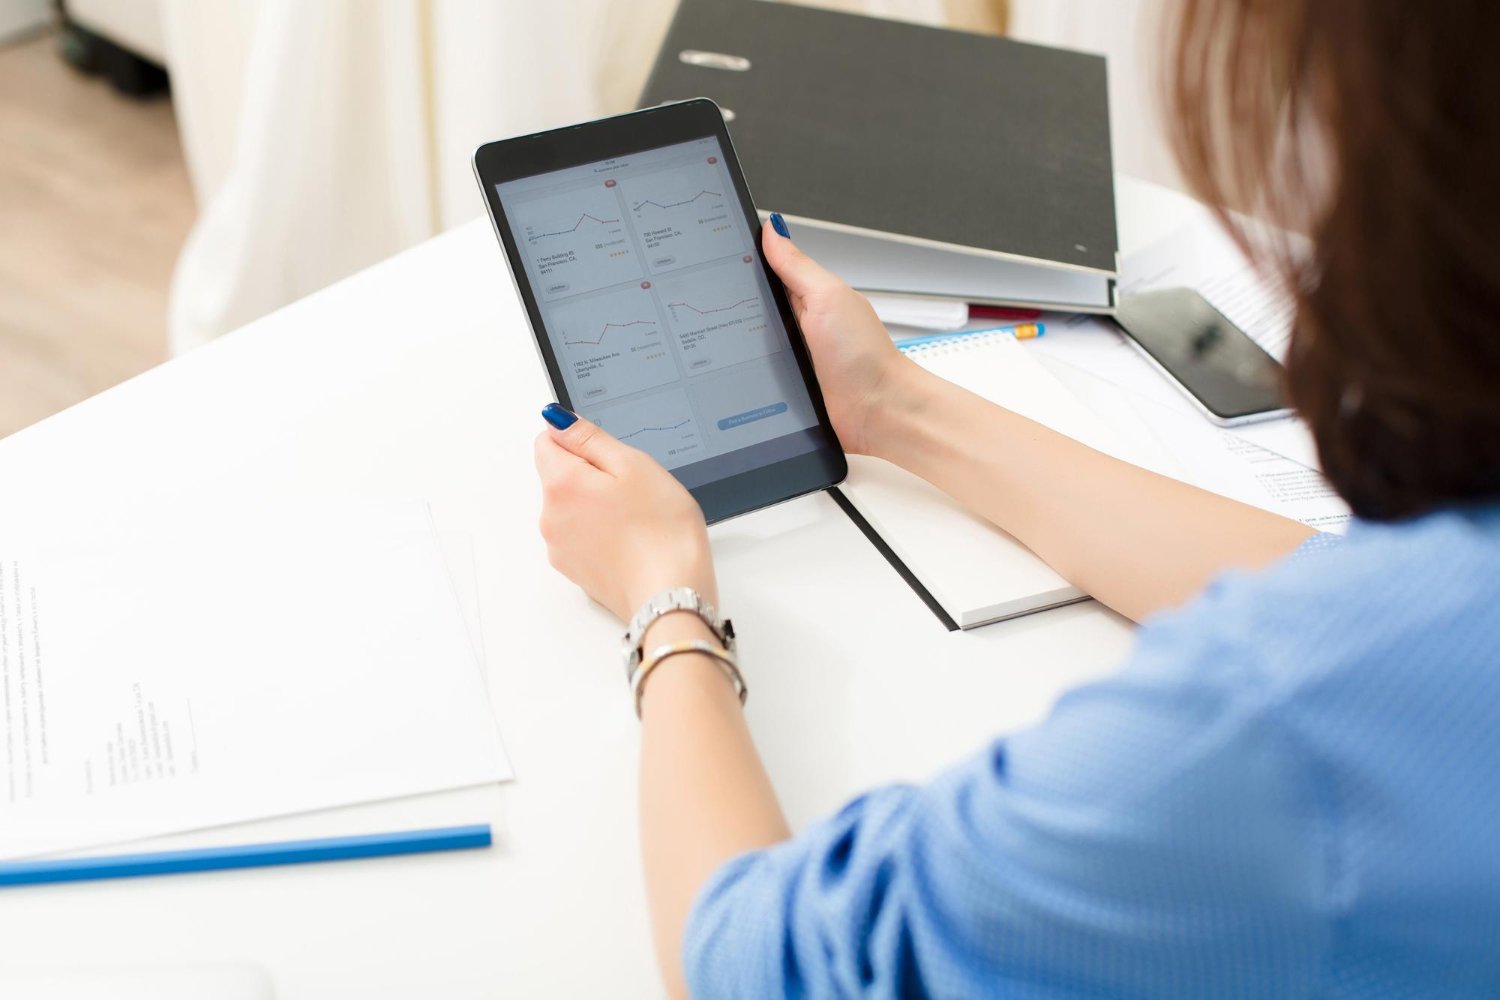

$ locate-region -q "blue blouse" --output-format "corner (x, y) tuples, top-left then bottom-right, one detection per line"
(684, 505), (1500, 998)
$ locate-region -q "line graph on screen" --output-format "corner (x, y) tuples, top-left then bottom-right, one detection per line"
(526, 212), (620, 243)
(631, 190), (722, 212)
(562, 318), (657, 347)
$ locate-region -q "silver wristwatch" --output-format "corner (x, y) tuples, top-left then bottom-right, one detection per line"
(621, 586), (735, 678)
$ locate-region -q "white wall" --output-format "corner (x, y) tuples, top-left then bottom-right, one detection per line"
(0, 0), (50, 44)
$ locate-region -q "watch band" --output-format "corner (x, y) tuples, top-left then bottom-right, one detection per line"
(621, 586), (735, 678)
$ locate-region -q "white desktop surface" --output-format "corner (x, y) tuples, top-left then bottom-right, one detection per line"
(0, 178), (1193, 997)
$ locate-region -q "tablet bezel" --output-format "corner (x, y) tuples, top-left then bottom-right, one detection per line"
(474, 98), (846, 524)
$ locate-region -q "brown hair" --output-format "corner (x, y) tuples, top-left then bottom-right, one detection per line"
(1165, 0), (1500, 520)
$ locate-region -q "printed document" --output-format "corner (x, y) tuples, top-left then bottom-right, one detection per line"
(0, 504), (510, 859)
(1039, 215), (1323, 469)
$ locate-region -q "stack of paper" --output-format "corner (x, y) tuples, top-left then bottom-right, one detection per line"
(0, 504), (511, 860)
(1032, 216), (1350, 533)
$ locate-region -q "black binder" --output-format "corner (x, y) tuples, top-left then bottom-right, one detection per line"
(640, 0), (1118, 310)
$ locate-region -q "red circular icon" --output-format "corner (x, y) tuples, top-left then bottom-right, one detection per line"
(707, 156), (718, 164)
(742, 255), (753, 263)
(640, 281), (652, 289)
(604, 179), (617, 187)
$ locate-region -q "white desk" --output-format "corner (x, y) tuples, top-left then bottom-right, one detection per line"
(0, 177), (1193, 997)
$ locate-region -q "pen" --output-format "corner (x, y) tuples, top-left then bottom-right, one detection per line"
(893, 322), (1045, 351)
(0, 823), (492, 888)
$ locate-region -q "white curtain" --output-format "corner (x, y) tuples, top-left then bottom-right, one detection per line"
(160, 0), (959, 353)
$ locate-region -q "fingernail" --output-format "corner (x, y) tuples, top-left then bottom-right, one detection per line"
(770, 212), (790, 238)
(542, 402), (577, 430)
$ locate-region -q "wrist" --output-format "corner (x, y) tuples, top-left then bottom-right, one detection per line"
(638, 649), (742, 718)
(622, 584), (741, 717)
(634, 613), (741, 719)
(864, 360), (941, 462)
(640, 609), (718, 650)
(622, 583), (733, 682)
(623, 557), (717, 621)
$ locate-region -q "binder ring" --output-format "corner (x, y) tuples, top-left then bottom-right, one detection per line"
(679, 50), (752, 72)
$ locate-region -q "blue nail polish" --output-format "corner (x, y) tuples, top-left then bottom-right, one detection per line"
(542, 402), (577, 430)
(770, 212), (790, 238)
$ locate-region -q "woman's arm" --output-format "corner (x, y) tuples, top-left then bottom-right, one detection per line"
(529, 215), (1317, 993)
(682, 579), (1329, 998)
(760, 221), (1313, 622)
(534, 417), (788, 999)
(636, 612), (788, 1000)
(531, 403), (1326, 1000)
(868, 366), (1314, 621)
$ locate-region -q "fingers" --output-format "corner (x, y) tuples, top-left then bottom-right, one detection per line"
(534, 429), (591, 481)
(543, 410), (634, 476)
(761, 218), (842, 300)
(535, 429), (608, 531)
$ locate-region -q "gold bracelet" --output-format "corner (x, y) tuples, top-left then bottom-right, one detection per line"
(631, 639), (747, 719)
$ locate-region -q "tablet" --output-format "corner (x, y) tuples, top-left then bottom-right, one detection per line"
(474, 99), (846, 523)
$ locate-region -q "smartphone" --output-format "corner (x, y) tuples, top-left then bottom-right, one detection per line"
(1113, 288), (1291, 426)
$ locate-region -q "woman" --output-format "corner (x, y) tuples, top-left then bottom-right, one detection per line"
(533, 0), (1500, 996)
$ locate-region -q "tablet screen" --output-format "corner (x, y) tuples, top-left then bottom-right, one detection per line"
(495, 136), (823, 489)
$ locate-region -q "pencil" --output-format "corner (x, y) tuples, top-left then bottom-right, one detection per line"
(0, 823), (492, 888)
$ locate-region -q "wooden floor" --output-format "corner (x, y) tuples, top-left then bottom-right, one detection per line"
(0, 31), (194, 440)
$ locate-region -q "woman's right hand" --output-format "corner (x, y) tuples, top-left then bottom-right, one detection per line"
(761, 217), (921, 455)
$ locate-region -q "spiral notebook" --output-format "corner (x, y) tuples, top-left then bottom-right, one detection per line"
(835, 330), (1139, 629)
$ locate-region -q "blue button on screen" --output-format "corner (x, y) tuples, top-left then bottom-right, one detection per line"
(717, 401), (788, 430)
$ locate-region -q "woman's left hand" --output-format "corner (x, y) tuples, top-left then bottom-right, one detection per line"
(534, 406), (718, 621)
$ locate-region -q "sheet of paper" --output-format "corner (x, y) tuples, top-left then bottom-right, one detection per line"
(0, 504), (511, 860)
(1035, 354), (1185, 480)
(436, 529), (488, 689)
(1140, 399), (1348, 531)
(1034, 215), (1323, 471)
(1038, 354), (1351, 533)
(1033, 310), (1323, 468)
(1038, 322), (1356, 530)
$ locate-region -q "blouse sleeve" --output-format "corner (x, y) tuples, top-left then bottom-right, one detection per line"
(683, 579), (1334, 999)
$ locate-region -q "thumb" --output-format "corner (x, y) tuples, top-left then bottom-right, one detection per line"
(542, 403), (634, 475)
(762, 217), (841, 300)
